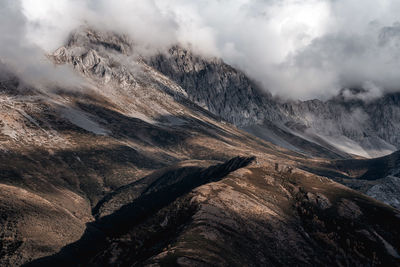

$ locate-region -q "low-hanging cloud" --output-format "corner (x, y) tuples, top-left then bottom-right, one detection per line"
(0, 0), (84, 89)
(4, 0), (400, 100)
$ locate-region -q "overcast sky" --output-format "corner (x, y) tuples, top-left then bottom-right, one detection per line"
(3, 0), (400, 99)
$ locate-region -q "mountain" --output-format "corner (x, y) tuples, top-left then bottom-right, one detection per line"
(301, 150), (400, 210)
(149, 46), (400, 159)
(0, 27), (399, 266)
(146, 39), (400, 211)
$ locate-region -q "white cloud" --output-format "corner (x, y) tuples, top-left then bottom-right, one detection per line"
(0, 0), (82, 88)
(3, 0), (400, 99)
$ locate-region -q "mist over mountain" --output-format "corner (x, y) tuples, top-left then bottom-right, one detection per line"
(3, 0), (400, 99)
(1, 1), (400, 266)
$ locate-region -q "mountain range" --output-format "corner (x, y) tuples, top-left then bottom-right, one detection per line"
(0, 27), (400, 266)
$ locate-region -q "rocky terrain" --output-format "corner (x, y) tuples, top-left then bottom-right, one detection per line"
(0, 27), (399, 266)
(301, 150), (400, 211)
(149, 47), (400, 159)
(147, 40), (400, 210)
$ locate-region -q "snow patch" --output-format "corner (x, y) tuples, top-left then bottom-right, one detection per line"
(243, 124), (303, 153)
(128, 109), (156, 124)
(59, 106), (110, 136)
(312, 134), (371, 158)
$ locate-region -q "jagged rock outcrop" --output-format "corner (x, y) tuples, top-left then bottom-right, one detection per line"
(52, 27), (400, 159)
(148, 46), (283, 126)
(148, 47), (400, 159)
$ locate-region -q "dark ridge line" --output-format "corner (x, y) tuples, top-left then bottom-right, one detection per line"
(25, 156), (255, 267)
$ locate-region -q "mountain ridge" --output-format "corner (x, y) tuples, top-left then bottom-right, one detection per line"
(0, 27), (399, 266)
(148, 43), (400, 159)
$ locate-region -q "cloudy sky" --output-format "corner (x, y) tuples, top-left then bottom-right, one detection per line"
(2, 0), (400, 99)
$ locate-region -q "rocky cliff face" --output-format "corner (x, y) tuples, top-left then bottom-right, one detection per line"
(0, 27), (400, 266)
(147, 47), (283, 126)
(282, 96), (400, 158)
(146, 32), (400, 213)
(148, 48), (400, 159)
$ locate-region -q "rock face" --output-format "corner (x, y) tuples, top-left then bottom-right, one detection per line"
(149, 47), (400, 159)
(0, 27), (400, 266)
(298, 150), (400, 211)
(280, 96), (400, 158)
(147, 43), (400, 209)
(148, 47), (282, 126)
(367, 176), (400, 210)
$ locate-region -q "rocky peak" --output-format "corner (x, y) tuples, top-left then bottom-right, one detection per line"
(147, 45), (282, 126)
(66, 26), (132, 54)
(148, 42), (400, 158)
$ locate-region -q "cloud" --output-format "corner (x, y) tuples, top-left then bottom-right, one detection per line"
(3, 0), (400, 99)
(341, 82), (383, 102)
(20, 0), (179, 55)
(0, 0), (84, 89)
